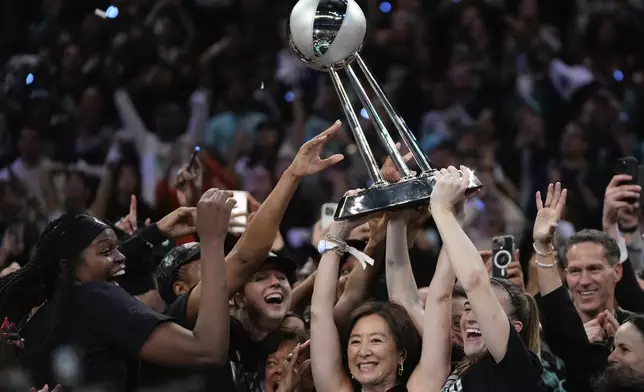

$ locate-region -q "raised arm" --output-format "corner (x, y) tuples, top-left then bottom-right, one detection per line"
(408, 245), (454, 392)
(533, 182), (568, 296)
(430, 166), (510, 363)
(181, 122), (345, 326)
(138, 189), (233, 365)
(225, 121), (344, 295)
(311, 214), (366, 392)
(333, 215), (386, 328)
(385, 212), (424, 333)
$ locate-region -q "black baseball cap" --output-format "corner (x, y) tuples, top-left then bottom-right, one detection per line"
(155, 233), (240, 303)
(156, 242), (202, 304)
(256, 251), (298, 285)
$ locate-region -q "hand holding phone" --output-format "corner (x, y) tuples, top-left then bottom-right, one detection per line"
(320, 203), (338, 230)
(492, 235), (515, 278)
(229, 191), (249, 234)
(616, 157), (639, 204)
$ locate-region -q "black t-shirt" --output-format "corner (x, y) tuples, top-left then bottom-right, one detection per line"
(21, 281), (172, 392)
(140, 289), (275, 392)
(440, 323), (545, 392)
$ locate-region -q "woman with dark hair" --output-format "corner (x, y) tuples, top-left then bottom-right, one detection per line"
(429, 166), (544, 391)
(309, 192), (422, 392)
(0, 189), (235, 391)
(594, 314), (644, 391)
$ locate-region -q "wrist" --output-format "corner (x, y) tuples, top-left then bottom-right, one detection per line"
(430, 204), (454, 218)
(283, 166), (304, 182)
(533, 240), (553, 254)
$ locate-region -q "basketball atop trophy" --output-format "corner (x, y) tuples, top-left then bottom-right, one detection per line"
(288, 0), (367, 70)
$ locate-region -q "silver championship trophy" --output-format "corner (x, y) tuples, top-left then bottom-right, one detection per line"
(288, 0), (482, 220)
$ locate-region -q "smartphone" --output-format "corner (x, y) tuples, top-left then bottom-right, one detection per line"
(616, 157), (639, 204)
(492, 235), (515, 279)
(229, 191), (248, 235)
(320, 203), (338, 229)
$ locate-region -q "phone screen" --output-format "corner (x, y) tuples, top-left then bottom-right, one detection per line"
(230, 191), (248, 234)
(321, 203), (338, 229)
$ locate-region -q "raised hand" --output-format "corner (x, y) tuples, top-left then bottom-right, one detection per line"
(196, 189), (236, 241)
(367, 213), (389, 244)
(287, 121), (345, 178)
(157, 206), (198, 238)
(328, 189), (373, 240)
(600, 310), (620, 339)
(533, 182), (568, 246)
(176, 162), (203, 208)
(429, 166), (471, 212)
(602, 174), (640, 228)
(380, 142), (415, 182)
(115, 195), (139, 235)
(584, 317), (606, 343)
(276, 340), (313, 392)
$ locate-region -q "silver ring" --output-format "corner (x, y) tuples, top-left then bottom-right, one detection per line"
(285, 352), (294, 362)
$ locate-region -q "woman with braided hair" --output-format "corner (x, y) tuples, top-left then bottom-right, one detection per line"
(0, 188), (236, 392)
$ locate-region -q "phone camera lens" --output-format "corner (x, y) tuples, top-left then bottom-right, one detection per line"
(493, 250), (512, 269)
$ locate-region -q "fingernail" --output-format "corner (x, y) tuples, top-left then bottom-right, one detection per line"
(334, 119), (341, 125)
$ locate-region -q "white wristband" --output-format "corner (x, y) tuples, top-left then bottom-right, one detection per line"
(318, 239), (375, 270)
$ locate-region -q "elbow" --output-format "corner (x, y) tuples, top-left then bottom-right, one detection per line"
(195, 344), (229, 366)
(460, 268), (488, 293)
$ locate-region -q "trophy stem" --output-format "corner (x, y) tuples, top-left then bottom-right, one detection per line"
(355, 54), (433, 173)
(345, 64), (413, 179)
(328, 69), (385, 185)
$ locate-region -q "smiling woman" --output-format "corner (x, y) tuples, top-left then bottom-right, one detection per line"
(0, 190), (235, 391)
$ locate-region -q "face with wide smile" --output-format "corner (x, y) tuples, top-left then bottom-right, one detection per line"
(347, 314), (401, 389)
(76, 229), (126, 285)
(460, 286), (521, 358)
(237, 267), (292, 329)
(565, 242), (621, 319)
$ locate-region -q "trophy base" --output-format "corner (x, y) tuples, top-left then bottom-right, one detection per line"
(334, 176), (433, 221)
(333, 172), (483, 221)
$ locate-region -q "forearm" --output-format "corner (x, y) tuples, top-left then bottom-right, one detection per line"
(414, 247), (453, 388)
(312, 252), (342, 318)
(333, 239), (384, 326)
(386, 221), (423, 332)
(310, 251), (348, 392)
(193, 240), (229, 364)
(290, 271), (316, 314)
(534, 243), (563, 296)
(226, 169), (301, 295)
(432, 208), (488, 291)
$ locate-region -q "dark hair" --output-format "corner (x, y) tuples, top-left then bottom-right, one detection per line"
(454, 278), (541, 377)
(343, 302), (421, 386)
(625, 314), (644, 338)
(564, 229), (620, 267)
(489, 278), (540, 354)
(0, 214), (104, 323)
(452, 282), (467, 299)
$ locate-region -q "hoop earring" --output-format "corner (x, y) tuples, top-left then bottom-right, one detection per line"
(398, 362), (404, 376)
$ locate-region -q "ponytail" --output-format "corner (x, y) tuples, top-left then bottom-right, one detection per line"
(490, 278), (540, 355)
(524, 294), (541, 356)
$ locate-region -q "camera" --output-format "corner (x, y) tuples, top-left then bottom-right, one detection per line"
(492, 235), (515, 278)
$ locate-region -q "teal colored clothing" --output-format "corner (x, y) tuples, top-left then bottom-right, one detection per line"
(204, 111), (268, 152)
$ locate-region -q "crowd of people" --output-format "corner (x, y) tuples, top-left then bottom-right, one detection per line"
(2, 0), (644, 391)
